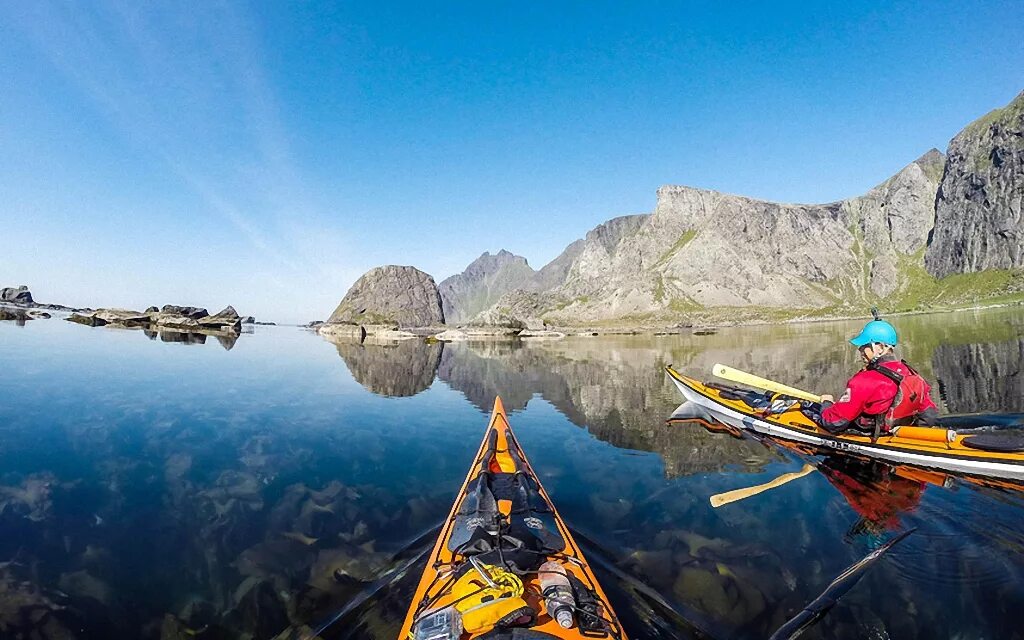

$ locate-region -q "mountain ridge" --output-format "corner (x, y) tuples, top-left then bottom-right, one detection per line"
(322, 91), (1024, 328)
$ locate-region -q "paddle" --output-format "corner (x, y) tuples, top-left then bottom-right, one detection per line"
(709, 464), (816, 508)
(712, 363), (822, 403)
(768, 528), (916, 640)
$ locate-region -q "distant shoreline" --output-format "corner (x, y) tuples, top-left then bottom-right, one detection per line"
(311, 299), (1024, 343)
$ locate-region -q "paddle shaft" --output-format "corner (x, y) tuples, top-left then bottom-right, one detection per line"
(709, 464), (816, 508)
(712, 364), (822, 403)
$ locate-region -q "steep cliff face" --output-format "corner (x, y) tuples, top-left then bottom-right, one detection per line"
(438, 250), (536, 324)
(474, 152), (943, 325)
(926, 91), (1024, 277)
(438, 240), (592, 325)
(327, 265), (444, 327)
(325, 93), (1023, 327)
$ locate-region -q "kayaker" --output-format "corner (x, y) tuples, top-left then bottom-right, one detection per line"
(818, 318), (938, 436)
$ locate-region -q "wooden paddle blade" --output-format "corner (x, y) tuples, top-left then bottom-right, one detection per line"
(712, 364), (822, 403)
(709, 464), (816, 508)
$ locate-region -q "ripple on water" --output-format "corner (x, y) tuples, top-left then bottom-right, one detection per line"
(888, 482), (1024, 589)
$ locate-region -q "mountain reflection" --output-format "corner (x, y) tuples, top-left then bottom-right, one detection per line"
(144, 327), (240, 349)
(933, 339), (1024, 413)
(332, 309), (1024, 476)
(330, 337), (444, 397)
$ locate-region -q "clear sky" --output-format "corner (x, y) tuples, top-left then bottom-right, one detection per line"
(2, 1), (1022, 323)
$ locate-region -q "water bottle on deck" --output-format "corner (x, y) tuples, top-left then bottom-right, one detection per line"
(538, 560), (575, 628)
(412, 606), (462, 640)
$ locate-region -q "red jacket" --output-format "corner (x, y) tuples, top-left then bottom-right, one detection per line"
(820, 357), (938, 433)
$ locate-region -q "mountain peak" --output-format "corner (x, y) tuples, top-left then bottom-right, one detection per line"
(438, 251), (537, 324)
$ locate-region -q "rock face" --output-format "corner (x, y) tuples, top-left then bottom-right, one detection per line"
(1, 286), (33, 304)
(198, 306), (242, 331)
(438, 250), (536, 324)
(328, 94), (1020, 328)
(327, 266), (444, 328)
(926, 91), (1024, 277)
(160, 305), (209, 319)
(439, 241), (588, 326)
(0, 308), (33, 324)
(466, 152), (945, 326)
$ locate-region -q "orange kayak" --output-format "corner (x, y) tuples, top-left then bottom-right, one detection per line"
(398, 397), (626, 640)
(667, 366), (1024, 481)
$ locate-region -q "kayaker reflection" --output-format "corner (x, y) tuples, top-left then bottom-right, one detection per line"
(818, 455), (925, 537)
(815, 315), (938, 437)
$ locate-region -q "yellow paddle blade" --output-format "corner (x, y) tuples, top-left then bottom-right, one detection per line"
(712, 364), (822, 403)
(709, 464), (816, 508)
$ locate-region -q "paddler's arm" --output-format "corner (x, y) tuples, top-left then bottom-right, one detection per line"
(817, 380), (867, 434)
(916, 406), (939, 426)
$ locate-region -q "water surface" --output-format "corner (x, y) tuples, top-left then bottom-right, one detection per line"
(2, 308), (1023, 639)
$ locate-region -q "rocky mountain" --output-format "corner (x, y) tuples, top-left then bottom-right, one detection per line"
(926, 91), (1024, 277)
(437, 242), (591, 325)
(474, 151), (945, 326)
(437, 250), (536, 324)
(322, 91), (1022, 328)
(327, 265), (444, 328)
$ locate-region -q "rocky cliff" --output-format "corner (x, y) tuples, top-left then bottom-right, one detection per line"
(324, 92), (1023, 328)
(438, 250), (536, 324)
(473, 152), (945, 325)
(327, 265), (444, 328)
(438, 243), (589, 325)
(926, 91), (1024, 277)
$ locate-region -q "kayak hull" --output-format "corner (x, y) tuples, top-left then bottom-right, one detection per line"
(666, 367), (1024, 481)
(398, 397), (626, 639)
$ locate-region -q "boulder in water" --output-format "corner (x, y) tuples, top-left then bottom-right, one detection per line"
(326, 265), (445, 328)
(0, 285), (33, 304)
(198, 305), (242, 331)
(67, 313), (107, 327)
(160, 305), (209, 319)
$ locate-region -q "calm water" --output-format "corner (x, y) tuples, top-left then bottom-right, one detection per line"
(2, 309), (1024, 640)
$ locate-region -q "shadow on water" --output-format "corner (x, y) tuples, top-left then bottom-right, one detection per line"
(3, 307), (1024, 638)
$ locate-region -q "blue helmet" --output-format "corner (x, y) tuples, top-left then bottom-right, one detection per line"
(850, 320), (898, 347)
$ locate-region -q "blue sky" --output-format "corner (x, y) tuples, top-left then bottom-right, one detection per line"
(2, 1), (1021, 323)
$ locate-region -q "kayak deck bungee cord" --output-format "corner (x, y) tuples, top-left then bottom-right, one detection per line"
(666, 366), (1024, 481)
(398, 397), (626, 640)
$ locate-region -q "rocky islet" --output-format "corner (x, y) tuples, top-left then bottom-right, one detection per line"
(66, 304), (246, 334)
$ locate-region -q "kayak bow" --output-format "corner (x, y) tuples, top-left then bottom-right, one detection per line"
(399, 397), (626, 640)
(666, 366), (1024, 482)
